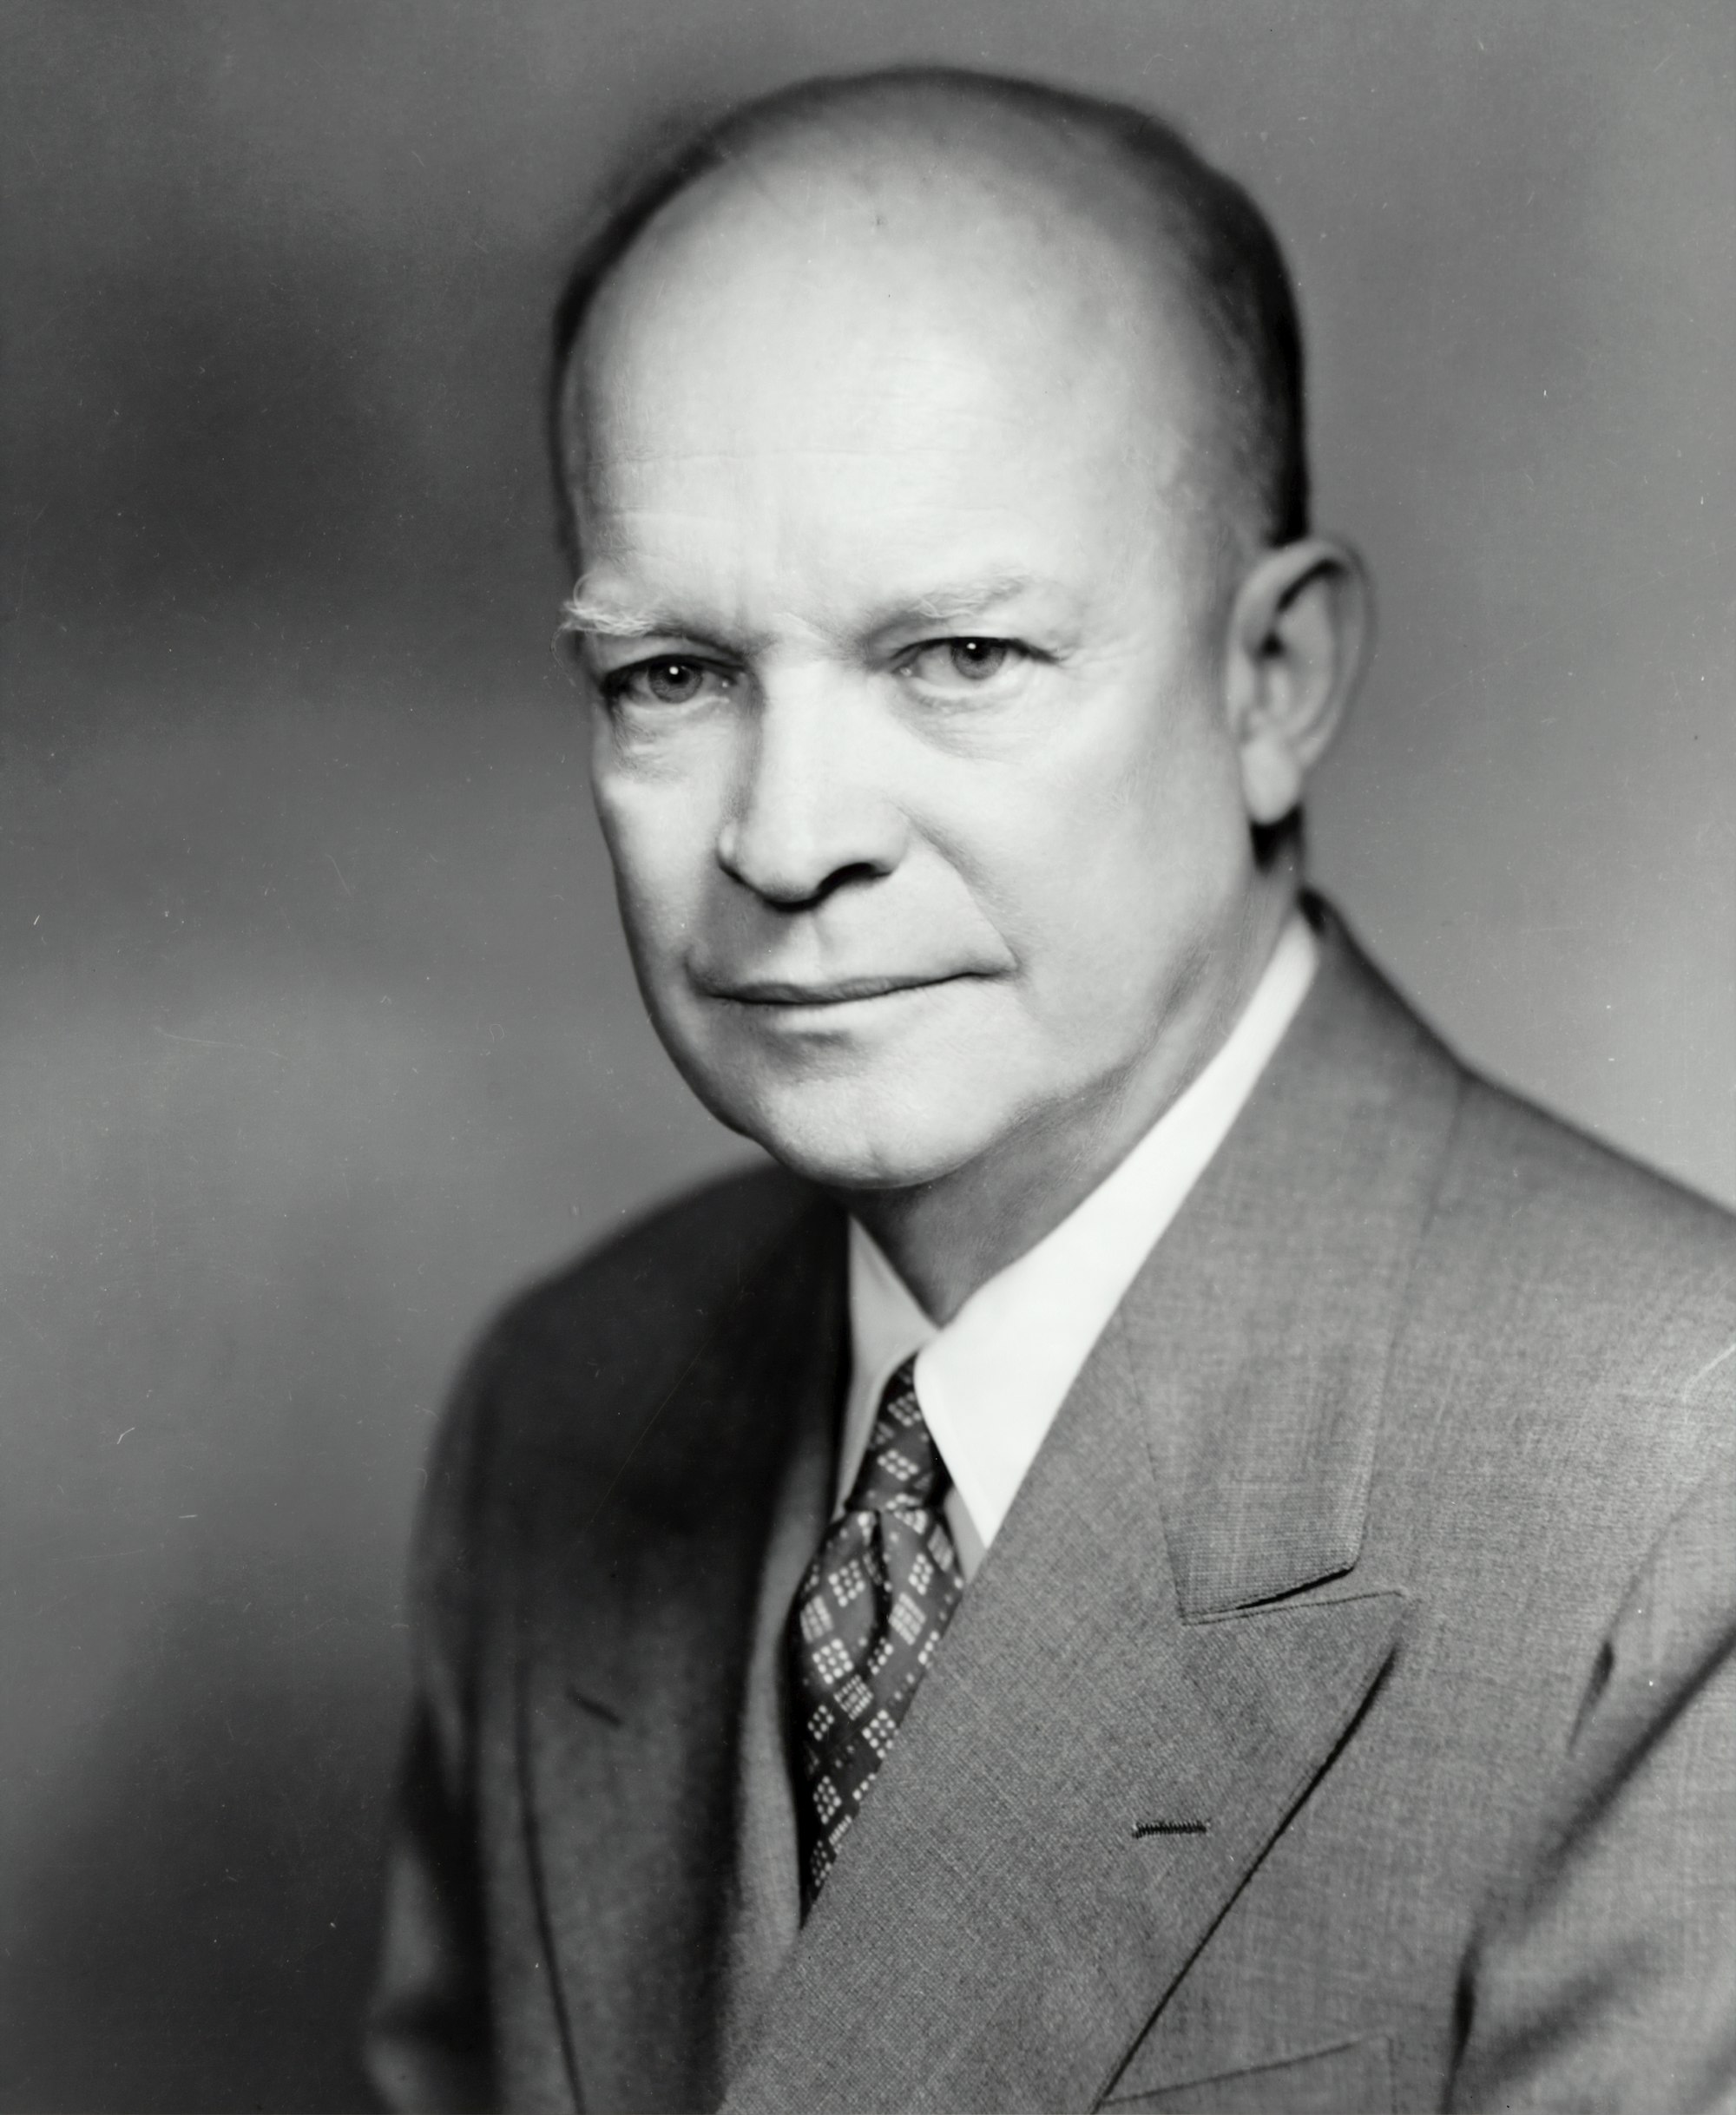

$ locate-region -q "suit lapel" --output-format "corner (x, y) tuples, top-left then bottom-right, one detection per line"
(516, 1199), (845, 2113)
(722, 924), (1463, 2113)
(1129, 911), (1465, 1619)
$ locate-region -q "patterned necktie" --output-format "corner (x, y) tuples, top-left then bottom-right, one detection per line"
(788, 1355), (966, 1911)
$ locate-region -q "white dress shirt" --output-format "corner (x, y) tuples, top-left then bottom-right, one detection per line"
(840, 910), (1318, 1579)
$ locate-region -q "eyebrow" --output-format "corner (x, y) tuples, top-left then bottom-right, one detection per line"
(556, 570), (1049, 647)
(556, 590), (676, 641)
(887, 573), (1042, 627)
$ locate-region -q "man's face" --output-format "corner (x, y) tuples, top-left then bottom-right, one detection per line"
(565, 154), (1261, 1196)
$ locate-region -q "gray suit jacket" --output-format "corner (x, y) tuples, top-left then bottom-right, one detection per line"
(365, 914), (1736, 2112)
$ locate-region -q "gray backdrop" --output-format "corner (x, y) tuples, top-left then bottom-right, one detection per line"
(2, 3), (1730, 2107)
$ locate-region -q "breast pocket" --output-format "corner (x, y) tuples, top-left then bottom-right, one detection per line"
(1102, 2032), (1394, 2113)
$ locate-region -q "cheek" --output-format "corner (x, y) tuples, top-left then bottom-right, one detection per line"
(590, 752), (714, 963)
(970, 699), (1246, 1002)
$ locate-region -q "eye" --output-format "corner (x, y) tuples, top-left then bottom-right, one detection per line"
(600, 657), (733, 708)
(900, 637), (1025, 687)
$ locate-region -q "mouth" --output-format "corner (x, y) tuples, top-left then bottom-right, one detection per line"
(698, 970), (973, 1008)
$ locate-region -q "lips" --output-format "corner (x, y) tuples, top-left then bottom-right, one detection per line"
(697, 969), (971, 1006)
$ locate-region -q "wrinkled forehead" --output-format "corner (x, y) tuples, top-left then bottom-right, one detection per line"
(560, 110), (1220, 524)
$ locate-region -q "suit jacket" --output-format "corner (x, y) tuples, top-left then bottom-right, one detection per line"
(365, 912), (1736, 2113)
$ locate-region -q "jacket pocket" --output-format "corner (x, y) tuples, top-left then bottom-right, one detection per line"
(1103, 2032), (1393, 2113)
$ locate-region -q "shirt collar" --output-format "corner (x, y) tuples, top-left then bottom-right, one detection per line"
(842, 911), (1318, 1560)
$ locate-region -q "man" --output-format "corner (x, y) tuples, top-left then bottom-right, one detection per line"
(365, 67), (1735, 2114)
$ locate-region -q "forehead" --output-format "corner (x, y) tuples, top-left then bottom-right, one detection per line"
(563, 122), (1214, 555)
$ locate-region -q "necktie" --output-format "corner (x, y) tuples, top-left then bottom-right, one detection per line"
(788, 1355), (966, 1910)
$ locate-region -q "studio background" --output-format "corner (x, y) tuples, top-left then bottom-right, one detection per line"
(1, 3), (1729, 2108)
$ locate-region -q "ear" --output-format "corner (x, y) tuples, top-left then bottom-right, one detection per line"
(1221, 536), (1371, 825)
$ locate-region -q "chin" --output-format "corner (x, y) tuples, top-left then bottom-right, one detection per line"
(694, 1064), (1003, 1196)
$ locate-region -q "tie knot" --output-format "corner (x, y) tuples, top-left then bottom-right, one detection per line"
(846, 1355), (949, 1514)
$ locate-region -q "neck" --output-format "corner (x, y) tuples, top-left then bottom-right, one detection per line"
(842, 874), (1297, 1323)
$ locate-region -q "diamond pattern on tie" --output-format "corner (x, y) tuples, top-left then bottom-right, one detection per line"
(787, 1355), (965, 1911)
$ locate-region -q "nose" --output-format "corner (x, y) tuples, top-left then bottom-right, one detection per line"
(716, 676), (907, 908)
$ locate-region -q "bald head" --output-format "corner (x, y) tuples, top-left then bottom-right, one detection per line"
(549, 68), (1308, 582)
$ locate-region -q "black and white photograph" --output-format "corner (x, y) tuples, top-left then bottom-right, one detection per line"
(1, 4), (1731, 2111)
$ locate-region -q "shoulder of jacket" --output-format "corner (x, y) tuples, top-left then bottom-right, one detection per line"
(434, 1160), (832, 1486)
(1394, 1066), (1736, 1547)
(1311, 903), (1734, 1284)
(510, 1158), (823, 1334)
(1443, 1067), (1736, 1291)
